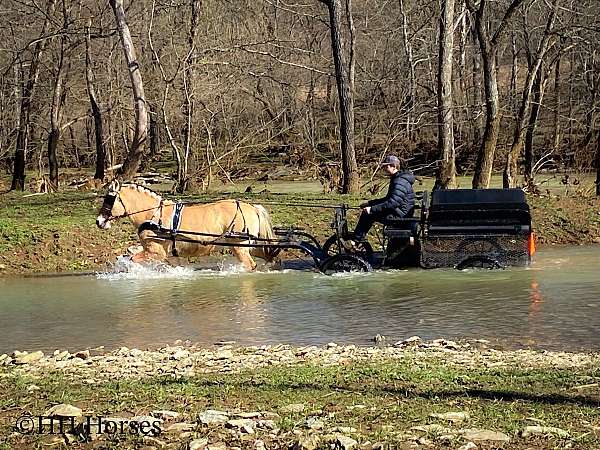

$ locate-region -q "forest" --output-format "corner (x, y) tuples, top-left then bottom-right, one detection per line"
(0, 0), (599, 194)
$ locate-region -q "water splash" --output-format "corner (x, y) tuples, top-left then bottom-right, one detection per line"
(96, 256), (198, 280)
(96, 256), (291, 280)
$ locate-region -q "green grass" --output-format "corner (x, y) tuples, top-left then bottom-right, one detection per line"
(1, 358), (598, 449)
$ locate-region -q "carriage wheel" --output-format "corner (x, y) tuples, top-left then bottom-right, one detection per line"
(322, 234), (374, 259)
(456, 256), (504, 270)
(319, 254), (373, 275)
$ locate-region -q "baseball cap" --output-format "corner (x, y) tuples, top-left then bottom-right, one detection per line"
(379, 155), (400, 166)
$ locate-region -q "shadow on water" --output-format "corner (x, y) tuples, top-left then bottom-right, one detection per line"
(0, 246), (599, 353)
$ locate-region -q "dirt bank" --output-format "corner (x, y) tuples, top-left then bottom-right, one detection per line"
(0, 189), (599, 275)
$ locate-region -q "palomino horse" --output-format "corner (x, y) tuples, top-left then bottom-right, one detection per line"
(96, 181), (277, 270)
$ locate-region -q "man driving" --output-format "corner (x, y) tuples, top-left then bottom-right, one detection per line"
(349, 155), (415, 244)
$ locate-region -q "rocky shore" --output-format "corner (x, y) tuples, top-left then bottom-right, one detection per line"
(1, 338), (598, 382)
(1, 339), (599, 450)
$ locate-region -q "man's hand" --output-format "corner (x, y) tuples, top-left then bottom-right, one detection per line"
(362, 206), (371, 214)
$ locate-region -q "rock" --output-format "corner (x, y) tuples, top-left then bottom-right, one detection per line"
(460, 429), (510, 442)
(75, 350), (90, 360)
(521, 426), (569, 438)
(234, 412), (262, 419)
(458, 443), (477, 450)
(206, 444), (226, 450)
(54, 351), (70, 360)
(394, 336), (422, 347)
(170, 349), (190, 360)
(226, 419), (255, 433)
(429, 411), (470, 423)
(198, 409), (229, 425)
(0, 354), (7, 362)
(215, 349), (233, 359)
(335, 434), (358, 450)
(151, 410), (180, 420)
(411, 424), (451, 434)
(305, 417), (325, 430)
(14, 350), (44, 364)
(593, 237), (600, 244)
(292, 434), (321, 450)
(188, 438), (209, 450)
(280, 403), (305, 414)
(254, 439), (266, 450)
(130, 348), (144, 357)
(27, 385), (40, 392)
(165, 422), (195, 433)
(45, 404), (83, 418)
(0, 263), (6, 270)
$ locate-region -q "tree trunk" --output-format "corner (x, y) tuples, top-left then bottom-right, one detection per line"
(552, 56), (561, 154)
(524, 70), (547, 182)
(503, 0), (557, 188)
(47, 35), (67, 190)
(86, 25), (106, 181)
(110, 0), (148, 180)
(435, 0), (456, 189)
(11, 0), (57, 190)
(399, 0), (416, 137)
(468, 0), (525, 188)
(323, 0), (359, 193)
(472, 46), (500, 188)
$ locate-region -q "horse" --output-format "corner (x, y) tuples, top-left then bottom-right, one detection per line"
(96, 180), (278, 271)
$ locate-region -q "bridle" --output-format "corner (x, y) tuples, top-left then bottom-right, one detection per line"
(99, 188), (165, 224)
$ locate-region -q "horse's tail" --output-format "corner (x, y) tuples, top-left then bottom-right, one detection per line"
(253, 204), (280, 262)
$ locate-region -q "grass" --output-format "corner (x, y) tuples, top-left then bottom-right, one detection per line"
(0, 357), (598, 449)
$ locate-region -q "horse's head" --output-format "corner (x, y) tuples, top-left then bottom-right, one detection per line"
(96, 180), (125, 229)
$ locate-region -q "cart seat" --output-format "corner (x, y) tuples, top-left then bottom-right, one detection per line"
(384, 217), (420, 239)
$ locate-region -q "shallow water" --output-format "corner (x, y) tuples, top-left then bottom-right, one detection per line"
(1, 246), (599, 353)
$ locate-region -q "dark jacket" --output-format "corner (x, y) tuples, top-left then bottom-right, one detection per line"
(368, 171), (415, 217)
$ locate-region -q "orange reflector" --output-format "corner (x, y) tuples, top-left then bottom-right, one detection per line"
(528, 232), (536, 256)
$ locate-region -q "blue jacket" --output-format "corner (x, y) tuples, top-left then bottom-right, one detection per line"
(368, 171), (415, 217)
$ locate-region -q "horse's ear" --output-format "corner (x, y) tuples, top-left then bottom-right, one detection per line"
(109, 180), (120, 194)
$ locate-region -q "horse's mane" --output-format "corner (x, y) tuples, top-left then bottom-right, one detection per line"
(121, 183), (165, 202)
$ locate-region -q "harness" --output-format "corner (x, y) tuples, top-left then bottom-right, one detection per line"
(138, 202), (185, 257)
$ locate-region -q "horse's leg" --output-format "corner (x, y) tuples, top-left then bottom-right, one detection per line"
(232, 246), (257, 271)
(132, 235), (168, 263)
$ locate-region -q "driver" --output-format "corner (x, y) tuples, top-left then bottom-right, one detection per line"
(349, 155), (415, 245)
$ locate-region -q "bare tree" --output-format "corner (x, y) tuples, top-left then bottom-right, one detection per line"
(503, 0), (559, 188)
(319, 0), (359, 193)
(435, 0), (456, 189)
(86, 23), (106, 181)
(10, 0), (57, 190)
(467, 0), (525, 188)
(110, 0), (148, 180)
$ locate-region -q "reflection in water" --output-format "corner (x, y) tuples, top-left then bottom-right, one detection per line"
(0, 246), (599, 353)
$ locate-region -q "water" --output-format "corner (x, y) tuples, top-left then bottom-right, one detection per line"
(1, 246), (599, 353)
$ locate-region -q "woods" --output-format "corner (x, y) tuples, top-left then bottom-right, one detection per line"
(0, 0), (599, 193)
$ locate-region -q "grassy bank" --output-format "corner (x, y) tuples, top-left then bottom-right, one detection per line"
(0, 342), (599, 449)
(0, 184), (599, 275)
